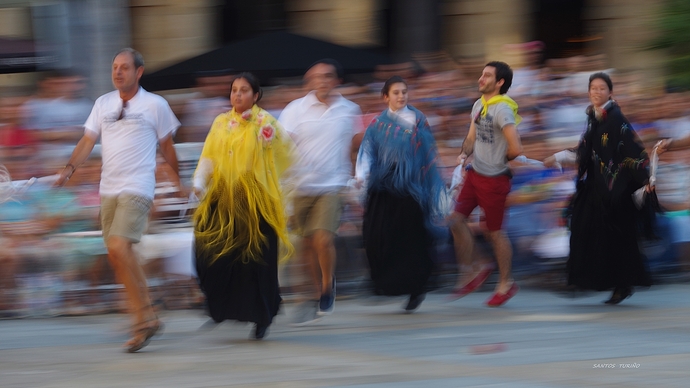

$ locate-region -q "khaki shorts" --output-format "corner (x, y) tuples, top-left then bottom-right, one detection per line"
(100, 194), (152, 244)
(293, 193), (343, 236)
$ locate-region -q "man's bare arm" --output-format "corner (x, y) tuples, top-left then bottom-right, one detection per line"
(458, 121), (477, 165)
(54, 131), (98, 187)
(503, 123), (523, 161)
(159, 134), (183, 190)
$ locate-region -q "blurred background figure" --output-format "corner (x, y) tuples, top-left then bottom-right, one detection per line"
(21, 70), (92, 143)
(0, 96), (39, 181)
(177, 70), (233, 143)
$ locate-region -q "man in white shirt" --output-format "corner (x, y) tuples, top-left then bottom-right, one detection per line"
(279, 59), (362, 321)
(55, 48), (183, 352)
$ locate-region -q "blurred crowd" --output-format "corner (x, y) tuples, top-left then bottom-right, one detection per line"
(3, 47), (690, 318)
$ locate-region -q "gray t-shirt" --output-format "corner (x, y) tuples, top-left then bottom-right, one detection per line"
(470, 99), (516, 176)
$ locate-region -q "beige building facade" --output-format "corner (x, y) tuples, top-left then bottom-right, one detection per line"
(0, 0), (668, 94)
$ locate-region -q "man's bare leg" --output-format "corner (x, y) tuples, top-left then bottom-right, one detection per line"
(484, 230), (513, 294)
(300, 236), (322, 299)
(106, 236), (156, 325)
(311, 229), (336, 293)
(449, 212), (478, 288)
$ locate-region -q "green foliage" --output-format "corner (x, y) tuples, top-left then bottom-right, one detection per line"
(651, 0), (690, 90)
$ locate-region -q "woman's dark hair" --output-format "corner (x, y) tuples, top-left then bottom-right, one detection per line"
(589, 72), (613, 92)
(486, 61), (513, 94)
(381, 76), (407, 96)
(231, 72), (263, 102)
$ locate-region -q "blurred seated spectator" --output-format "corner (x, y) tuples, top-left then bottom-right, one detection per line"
(1, 96), (43, 181)
(20, 70), (92, 143)
(654, 93), (690, 140)
(1, 96), (38, 171)
(508, 41), (546, 99)
(176, 70), (233, 143)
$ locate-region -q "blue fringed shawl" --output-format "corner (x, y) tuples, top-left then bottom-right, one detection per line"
(359, 106), (446, 226)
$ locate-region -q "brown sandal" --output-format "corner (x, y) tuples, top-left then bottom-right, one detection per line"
(125, 318), (163, 353)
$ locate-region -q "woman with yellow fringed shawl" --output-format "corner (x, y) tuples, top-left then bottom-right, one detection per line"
(192, 73), (294, 340)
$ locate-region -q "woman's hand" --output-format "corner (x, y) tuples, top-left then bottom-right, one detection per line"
(53, 164), (75, 188)
(655, 139), (672, 155)
(456, 152), (468, 167)
(543, 155), (558, 168)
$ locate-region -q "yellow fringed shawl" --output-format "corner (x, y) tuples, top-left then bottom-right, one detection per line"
(193, 105), (294, 264)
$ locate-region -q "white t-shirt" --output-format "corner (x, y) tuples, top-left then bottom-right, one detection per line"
(84, 87), (180, 199)
(279, 91), (362, 195)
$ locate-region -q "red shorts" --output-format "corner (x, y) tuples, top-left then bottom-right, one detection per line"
(453, 169), (511, 231)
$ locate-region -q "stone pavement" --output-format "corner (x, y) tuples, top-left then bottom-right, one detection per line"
(1, 284), (690, 388)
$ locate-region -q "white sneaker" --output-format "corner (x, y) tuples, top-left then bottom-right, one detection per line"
(289, 300), (322, 326)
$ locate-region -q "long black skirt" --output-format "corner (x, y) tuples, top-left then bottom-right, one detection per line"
(194, 218), (281, 326)
(363, 189), (434, 296)
(567, 181), (651, 291)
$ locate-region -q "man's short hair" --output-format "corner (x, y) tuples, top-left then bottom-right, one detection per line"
(113, 48), (145, 68)
(486, 61), (513, 95)
(306, 58), (344, 80)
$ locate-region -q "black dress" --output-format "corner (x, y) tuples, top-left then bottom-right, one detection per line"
(567, 102), (652, 291)
(195, 201), (281, 326)
(363, 189), (434, 297)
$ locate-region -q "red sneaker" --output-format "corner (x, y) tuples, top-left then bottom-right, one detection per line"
(448, 264), (494, 301)
(485, 283), (519, 307)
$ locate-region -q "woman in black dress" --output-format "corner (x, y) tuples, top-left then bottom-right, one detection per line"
(568, 72), (652, 304)
(357, 76), (445, 312)
(192, 73), (294, 338)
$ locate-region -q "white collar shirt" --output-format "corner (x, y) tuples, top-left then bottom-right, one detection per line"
(279, 90), (363, 194)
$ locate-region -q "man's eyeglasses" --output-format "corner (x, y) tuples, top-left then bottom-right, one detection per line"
(118, 100), (128, 120)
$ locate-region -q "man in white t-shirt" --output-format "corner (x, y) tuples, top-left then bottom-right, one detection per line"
(55, 48), (183, 352)
(279, 59), (363, 322)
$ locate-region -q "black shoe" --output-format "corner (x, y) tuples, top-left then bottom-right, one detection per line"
(604, 286), (633, 305)
(253, 323), (269, 340)
(404, 293), (426, 313)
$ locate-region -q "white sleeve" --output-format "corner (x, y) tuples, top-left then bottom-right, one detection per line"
(555, 150), (577, 165)
(355, 146), (371, 183)
(83, 100), (101, 136)
(192, 157), (213, 192)
(156, 98), (181, 139)
(351, 106), (364, 137)
(277, 104), (295, 134)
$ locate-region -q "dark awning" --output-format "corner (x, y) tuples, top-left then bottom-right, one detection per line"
(140, 31), (392, 91)
(0, 37), (58, 74)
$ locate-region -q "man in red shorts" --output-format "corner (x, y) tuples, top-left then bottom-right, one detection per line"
(448, 61), (523, 307)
